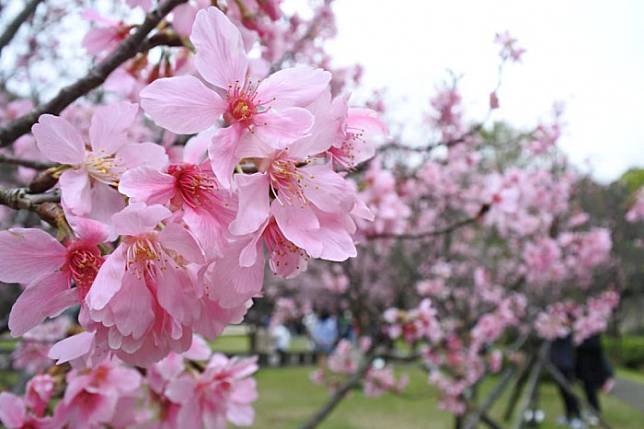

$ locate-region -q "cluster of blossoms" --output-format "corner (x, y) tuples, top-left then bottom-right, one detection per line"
(310, 339), (408, 398)
(535, 291), (620, 344)
(0, 336), (258, 428)
(0, 4), (384, 427)
(254, 40), (622, 416)
(0, 6), (382, 367)
(522, 227), (612, 287)
(383, 299), (442, 344)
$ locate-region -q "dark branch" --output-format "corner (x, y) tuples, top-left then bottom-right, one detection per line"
(298, 344), (377, 429)
(0, 0), (43, 55)
(0, 0), (187, 147)
(0, 186), (62, 227)
(140, 31), (186, 51)
(0, 153), (55, 169)
(378, 124), (482, 154)
(463, 367), (516, 429)
(367, 204), (490, 241)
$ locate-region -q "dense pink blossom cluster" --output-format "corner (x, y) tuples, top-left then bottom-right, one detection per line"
(0, 3), (387, 426)
(0, 6), (382, 369)
(0, 336), (258, 429)
(310, 339), (408, 398)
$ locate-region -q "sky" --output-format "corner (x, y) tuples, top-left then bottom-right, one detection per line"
(324, 0), (644, 183)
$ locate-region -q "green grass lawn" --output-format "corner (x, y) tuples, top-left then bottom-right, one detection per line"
(248, 365), (644, 429)
(210, 334), (311, 354)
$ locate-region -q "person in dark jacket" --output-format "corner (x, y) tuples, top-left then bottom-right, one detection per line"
(550, 335), (582, 424)
(575, 334), (614, 415)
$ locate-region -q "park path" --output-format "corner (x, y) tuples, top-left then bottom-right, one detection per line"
(610, 378), (644, 413)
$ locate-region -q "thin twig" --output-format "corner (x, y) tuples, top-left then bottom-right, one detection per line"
(367, 204), (490, 241)
(0, 0), (188, 147)
(298, 344), (377, 429)
(0, 0), (44, 55)
(0, 153), (54, 169)
(0, 186), (62, 227)
(378, 124), (482, 154)
(463, 367), (516, 429)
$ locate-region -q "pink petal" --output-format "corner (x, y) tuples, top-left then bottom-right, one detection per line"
(89, 101), (139, 154)
(253, 107), (314, 148)
(9, 270), (77, 336)
(300, 164), (354, 213)
(158, 221), (205, 264)
(82, 27), (120, 55)
(70, 216), (110, 244)
(165, 376), (196, 404)
(191, 7), (248, 89)
(111, 203), (172, 236)
(183, 206), (230, 259)
(59, 169), (92, 215)
(117, 142), (169, 170)
(227, 403), (255, 427)
(208, 125), (241, 189)
(140, 75), (225, 134)
(285, 90), (336, 159)
(271, 202), (323, 258)
(0, 392), (26, 429)
(183, 335), (212, 361)
(126, 0), (152, 11)
(317, 211), (357, 261)
(229, 173), (270, 235)
(239, 226), (265, 268)
(31, 114), (85, 164)
(119, 166), (176, 204)
(48, 331), (94, 365)
(172, 3), (198, 37)
(87, 183), (127, 228)
(183, 128), (217, 164)
(109, 272), (155, 340)
(155, 264), (200, 325)
(257, 66), (331, 108)
(205, 238), (264, 308)
(85, 245), (126, 310)
(0, 228), (65, 283)
(351, 198), (375, 222)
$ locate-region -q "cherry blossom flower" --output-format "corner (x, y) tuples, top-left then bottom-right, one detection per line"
(51, 360), (142, 428)
(78, 204), (219, 365)
(31, 101), (167, 220)
(0, 220), (106, 336)
(165, 354), (258, 428)
(119, 152), (237, 258)
(140, 6), (330, 188)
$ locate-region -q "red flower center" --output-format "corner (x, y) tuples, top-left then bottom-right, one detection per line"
(168, 164), (218, 209)
(67, 246), (103, 300)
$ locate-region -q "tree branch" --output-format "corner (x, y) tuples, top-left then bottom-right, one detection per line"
(0, 0), (187, 147)
(378, 124), (482, 154)
(298, 344), (377, 429)
(463, 366), (516, 429)
(0, 186), (62, 227)
(0, 153), (54, 169)
(367, 204), (490, 241)
(0, 0), (44, 55)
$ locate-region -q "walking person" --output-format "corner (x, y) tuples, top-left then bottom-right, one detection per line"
(551, 335), (585, 429)
(575, 334), (614, 426)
